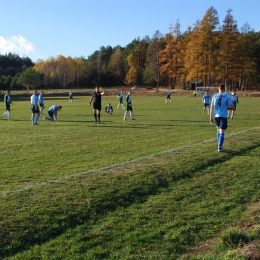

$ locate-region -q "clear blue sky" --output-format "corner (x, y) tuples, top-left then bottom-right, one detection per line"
(0, 0), (259, 62)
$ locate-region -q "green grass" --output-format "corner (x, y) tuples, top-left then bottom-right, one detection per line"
(0, 93), (259, 259)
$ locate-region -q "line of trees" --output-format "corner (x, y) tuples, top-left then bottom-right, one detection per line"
(0, 53), (34, 90)
(1, 7), (260, 91)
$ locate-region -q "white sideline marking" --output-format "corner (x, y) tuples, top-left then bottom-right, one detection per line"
(1, 127), (259, 197)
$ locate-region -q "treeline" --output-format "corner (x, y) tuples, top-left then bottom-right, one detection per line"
(1, 7), (260, 91)
(0, 53), (34, 90)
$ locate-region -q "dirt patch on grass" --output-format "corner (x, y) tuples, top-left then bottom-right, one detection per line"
(239, 242), (260, 260)
(248, 202), (260, 211)
(178, 238), (217, 259)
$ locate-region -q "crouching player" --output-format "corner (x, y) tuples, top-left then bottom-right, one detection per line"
(105, 103), (113, 115)
(44, 105), (62, 121)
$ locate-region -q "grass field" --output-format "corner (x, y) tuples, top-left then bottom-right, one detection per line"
(0, 92), (259, 259)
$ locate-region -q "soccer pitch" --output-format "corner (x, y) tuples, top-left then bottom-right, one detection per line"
(0, 95), (210, 191)
(0, 94), (259, 259)
(0, 94), (259, 192)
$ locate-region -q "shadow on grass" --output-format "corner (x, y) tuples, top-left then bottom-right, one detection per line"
(221, 149), (241, 155)
(1, 140), (259, 258)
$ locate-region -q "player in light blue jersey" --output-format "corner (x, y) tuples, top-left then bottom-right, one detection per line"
(44, 105), (62, 121)
(31, 90), (40, 125)
(165, 90), (172, 103)
(38, 91), (45, 114)
(228, 90), (239, 119)
(117, 90), (125, 109)
(210, 84), (235, 152)
(202, 91), (211, 114)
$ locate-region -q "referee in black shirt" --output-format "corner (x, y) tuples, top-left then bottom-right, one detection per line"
(89, 86), (105, 124)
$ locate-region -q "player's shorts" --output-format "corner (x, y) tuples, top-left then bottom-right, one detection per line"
(166, 95), (171, 99)
(39, 102), (45, 108)
(5, 105), (11, 111)
(228, 101), (237, 110)
(69, 96), (73, 99)
(31, 105), (40, 113)
(126, 104), (132, 111)
(119, 98), (123, 103)
(204, 103), (210, 107)
(106, 109), (112, 114)
(93, 102), (101, 111)
(215, 117), (228, 130)
(48, 111), (54, 117)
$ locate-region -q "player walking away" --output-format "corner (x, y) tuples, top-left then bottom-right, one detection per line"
(38, 91), (45, 114)
(165, 90), (172, 103)
(69, 90), (73, 103)
(31, 90), (40, 125)
(124, 91), (134, 120)
(210, 84), (235, 152)
(228, 90), (239, 119)
(89, 86), (105, 124)
(117, 90), (125, 109)
(105, 103), (113, 115)
(2, 90), (13, 120)
(44, 105), (62, 121)
(202, 91), (211, 114)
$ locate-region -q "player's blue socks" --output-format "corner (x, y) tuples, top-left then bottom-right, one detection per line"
(217, 130), (224, 151)
(219, 133), (224, 148)
(35, 115), (40, 123)
(31, 116), (35, 124)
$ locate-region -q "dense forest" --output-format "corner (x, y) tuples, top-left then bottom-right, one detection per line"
(1, 7), (260, 91)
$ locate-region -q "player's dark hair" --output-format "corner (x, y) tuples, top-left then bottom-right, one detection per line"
(219, 84), (225, 91)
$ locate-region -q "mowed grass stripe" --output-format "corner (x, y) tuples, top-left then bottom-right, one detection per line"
(0, 126), (259, 197)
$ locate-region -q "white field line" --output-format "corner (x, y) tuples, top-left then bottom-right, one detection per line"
(1, 127), (259, 197)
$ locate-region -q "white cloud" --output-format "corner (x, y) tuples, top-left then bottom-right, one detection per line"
(0, 35), (35, 57)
